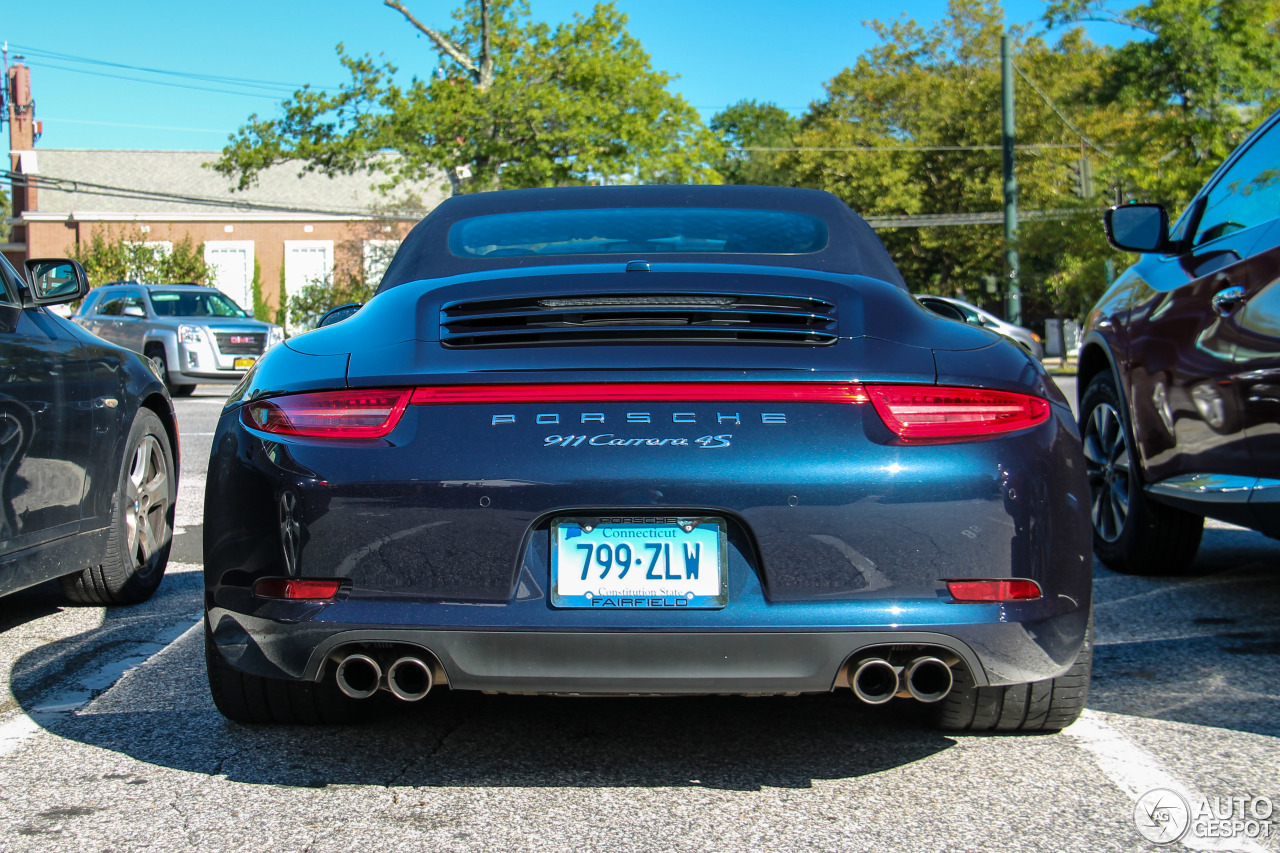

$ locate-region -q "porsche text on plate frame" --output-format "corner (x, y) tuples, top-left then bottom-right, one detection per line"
(203, 185), (1093, 731)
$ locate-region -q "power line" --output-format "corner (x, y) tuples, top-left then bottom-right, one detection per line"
(737, 144), (1080, 152)
(21, 59), (304, 101)
(5, 170), (1099, 229)
(40, 117), (231, 134)
(8, 42), (333, 93)
(865, 208), (1099, 227)
(3, 170), (413, 219)
(1013, 64), (1112, 157)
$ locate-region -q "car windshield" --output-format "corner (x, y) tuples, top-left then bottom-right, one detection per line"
(149, 289), (247, 317)
(448, 208), (830, 258)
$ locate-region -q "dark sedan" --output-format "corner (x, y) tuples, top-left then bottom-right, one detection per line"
(1, 255), (178, 605)
(204, 186), (1092, 731)
(1079, 107), (1280, 574)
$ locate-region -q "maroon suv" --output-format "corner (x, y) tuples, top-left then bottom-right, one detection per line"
(1078, 108), (1280, 574)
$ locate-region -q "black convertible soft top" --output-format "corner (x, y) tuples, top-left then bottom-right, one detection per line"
(376, 185), (906, 292)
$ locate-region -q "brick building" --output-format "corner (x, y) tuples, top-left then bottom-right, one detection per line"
(4, 61), (445, 316)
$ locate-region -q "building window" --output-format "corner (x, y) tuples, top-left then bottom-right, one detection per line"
(204, 241), (256, 315)
(363, 239), (400, 285)
(123, 241), (173, 282)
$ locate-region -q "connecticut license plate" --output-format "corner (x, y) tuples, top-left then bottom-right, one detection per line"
(551, 516), (728, 609)
(233, 356), (257, 370)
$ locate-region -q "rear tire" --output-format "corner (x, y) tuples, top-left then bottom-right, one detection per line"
(60, 409), (174, 605)
(204, 620), (360, 724)
(933, 614), (1092, 733)
(1080, 373), (1203, 575)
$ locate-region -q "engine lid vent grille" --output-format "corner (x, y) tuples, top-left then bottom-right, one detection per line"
(440, 292), (838, 347)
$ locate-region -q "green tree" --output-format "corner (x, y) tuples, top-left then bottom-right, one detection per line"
(710, 100), (799, 185)
(783, 0), (1132, 324)
(287, 271), (377, 331)
(1046, 0), (1280, 209)
(73, 229), (216, 288)
(214, 0), (721, 193)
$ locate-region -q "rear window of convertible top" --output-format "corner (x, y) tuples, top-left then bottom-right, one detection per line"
(447, 208), (830, 258)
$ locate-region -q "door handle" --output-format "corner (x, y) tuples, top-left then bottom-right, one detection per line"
(1211, 285), (1247, 317)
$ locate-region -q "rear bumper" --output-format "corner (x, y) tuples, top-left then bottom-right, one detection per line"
(207, 602), (1089, 693)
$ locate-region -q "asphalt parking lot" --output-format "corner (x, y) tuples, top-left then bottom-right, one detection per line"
(1, 378), (1277, 853)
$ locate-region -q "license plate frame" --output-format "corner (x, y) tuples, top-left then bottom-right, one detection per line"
(550, 516), (728, 609)
(233, 356), (257, 370)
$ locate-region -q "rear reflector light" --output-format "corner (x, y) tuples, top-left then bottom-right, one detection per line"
(409, 383), (870, 405)
(253, 578), (343, 600)
(946, 579), (1042, 602)
(242, 389), (412, 438)
(867, 385), (1049, 441)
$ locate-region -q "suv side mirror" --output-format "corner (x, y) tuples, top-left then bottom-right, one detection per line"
(24, 259), (90, 306)
(1104, 203), (1171, 253)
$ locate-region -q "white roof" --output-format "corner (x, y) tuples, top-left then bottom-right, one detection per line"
(20, 149), (446, 221)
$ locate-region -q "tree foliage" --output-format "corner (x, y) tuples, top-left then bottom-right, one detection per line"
(287, 272), (377, 332)
(782, 1), (1127, 322)
(214, 0), (721, 193)
(1046, 0), (1280, 206)
(710, 100), (799, 185)
(73, 229), (215, 288)
(778, 0), (1280, 325)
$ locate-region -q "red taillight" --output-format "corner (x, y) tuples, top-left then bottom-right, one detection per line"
(867, 385), (1049, 441)
(253, 578), (343, 600)
(242, 389), (412, 438)
(946, 579), (1042, 602)
(240, 382), (1046, 443)
(409, 382), (870, 405)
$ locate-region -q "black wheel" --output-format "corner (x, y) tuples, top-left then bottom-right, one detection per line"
(60, 408), (175, 605)
(146, 345), (195, 396)
(1079, 373), (1203, 574)
(205, 620), (360, 724)
(933, 613), (1092, 732)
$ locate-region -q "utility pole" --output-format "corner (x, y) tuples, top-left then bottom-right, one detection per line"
(1000, 32), (1020, 325)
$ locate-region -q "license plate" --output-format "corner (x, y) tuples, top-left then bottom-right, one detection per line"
(233, 356), (257, 370)
(551, 516), (728, 609)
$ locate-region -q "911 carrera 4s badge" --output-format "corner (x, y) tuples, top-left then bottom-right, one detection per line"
(542, 433), (732, 448)
(550, 517), (729, 608)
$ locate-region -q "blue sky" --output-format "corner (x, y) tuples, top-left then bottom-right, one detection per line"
(3, 1), (1129, 152)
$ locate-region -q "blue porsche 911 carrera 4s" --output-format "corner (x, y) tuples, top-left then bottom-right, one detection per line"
(203, 185), (1092, 730)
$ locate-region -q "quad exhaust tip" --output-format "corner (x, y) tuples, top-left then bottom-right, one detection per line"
(904, 656), (954, 704)
(849, 658), (901, 705)
(848, 654), (956, 705)
(386, 656), (434, 702)
(334, 653), (382, 699)
(333, 651), (436, 701)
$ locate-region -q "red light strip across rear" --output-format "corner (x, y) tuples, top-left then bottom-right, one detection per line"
(242, 382), (1049, 442)
(409, 382), (871, 405)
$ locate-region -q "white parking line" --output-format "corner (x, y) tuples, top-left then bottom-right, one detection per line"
(0, 616), (200, 758)
(1066, 710), (1270, 852)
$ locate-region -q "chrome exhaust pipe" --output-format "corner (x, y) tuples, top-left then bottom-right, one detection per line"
(905, 656), (954, 703)
(849, 658), (901, 705)
(385, 656), (434, 702)
(334, 653), (382, 699)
